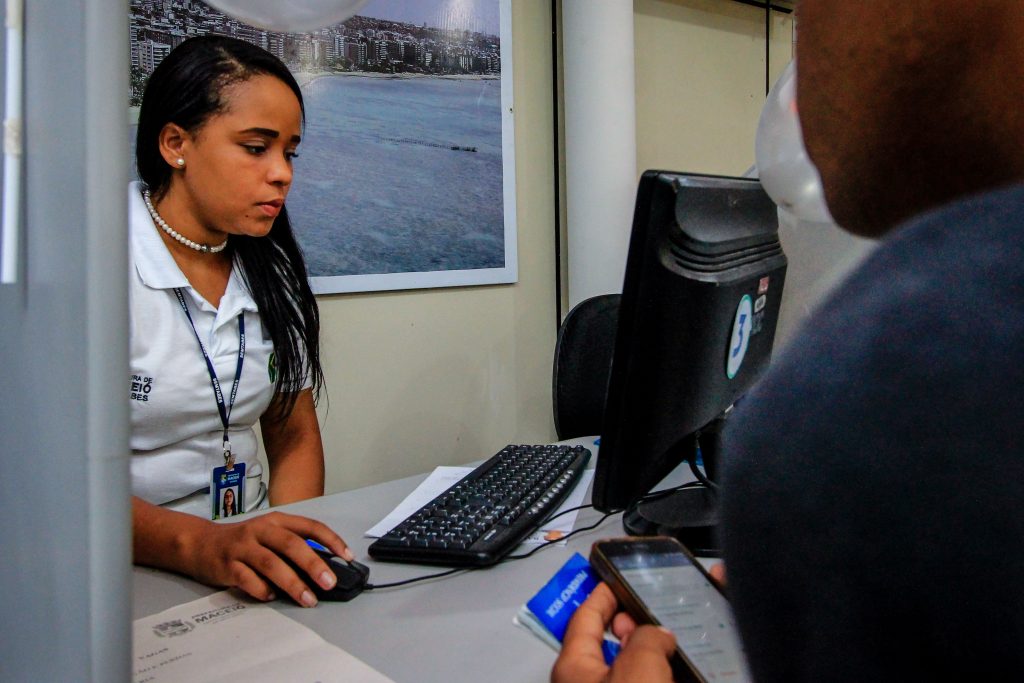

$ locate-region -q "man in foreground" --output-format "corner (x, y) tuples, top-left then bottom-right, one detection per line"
(554, 1), (1024, 680)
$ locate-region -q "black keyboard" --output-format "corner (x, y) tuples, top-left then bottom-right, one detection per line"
(368, 444), (592, 566)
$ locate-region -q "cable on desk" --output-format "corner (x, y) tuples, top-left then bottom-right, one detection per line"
(502, 480), (708, 562)
(622, 480), (711, 511)
(365, 567), (467, 590)
(502, 510), (618, 561)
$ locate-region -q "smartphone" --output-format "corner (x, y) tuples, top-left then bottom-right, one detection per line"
(590, 536), (751, 683)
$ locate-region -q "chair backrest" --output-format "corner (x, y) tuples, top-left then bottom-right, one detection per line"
(552, 294), (621, 440)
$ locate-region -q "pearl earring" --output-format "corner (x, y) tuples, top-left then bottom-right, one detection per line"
(176, 158), (185, 167)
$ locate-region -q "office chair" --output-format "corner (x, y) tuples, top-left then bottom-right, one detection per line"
(552, 294), (620, 440)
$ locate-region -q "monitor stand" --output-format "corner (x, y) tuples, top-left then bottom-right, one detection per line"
(621, 417), (726, 556)
(622, 488), (720, 556)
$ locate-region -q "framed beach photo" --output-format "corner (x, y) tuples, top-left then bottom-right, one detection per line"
(129, 0), (517, 294)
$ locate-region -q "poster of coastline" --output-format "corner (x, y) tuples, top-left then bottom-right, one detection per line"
(129, 0), (516, 294)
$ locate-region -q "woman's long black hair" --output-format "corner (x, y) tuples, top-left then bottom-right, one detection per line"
(136, 35), (323, 420)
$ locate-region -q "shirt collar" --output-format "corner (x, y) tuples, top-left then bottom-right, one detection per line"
(130, 181), (189, 291)
(219, 269), (259, 322)
(129, 181), (259, 319)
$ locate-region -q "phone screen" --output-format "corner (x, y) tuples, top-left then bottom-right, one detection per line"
(607, 545), (751, 682)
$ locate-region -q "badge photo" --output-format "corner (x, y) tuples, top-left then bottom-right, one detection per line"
(211, 462), (245, 520)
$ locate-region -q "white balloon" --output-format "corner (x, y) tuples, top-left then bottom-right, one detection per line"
(205, 0), (369, 33)
(755, 61), (834, 224)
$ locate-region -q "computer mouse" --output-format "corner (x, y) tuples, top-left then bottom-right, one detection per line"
(284, 539), (370, 602)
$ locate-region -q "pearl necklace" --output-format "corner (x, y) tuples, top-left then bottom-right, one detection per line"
(142, 189), (228, 254)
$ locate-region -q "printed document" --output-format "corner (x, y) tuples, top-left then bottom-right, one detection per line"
(133, 591), (393, 683)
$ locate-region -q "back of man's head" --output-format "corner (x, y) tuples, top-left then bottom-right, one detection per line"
(796, 1), (1024, 237)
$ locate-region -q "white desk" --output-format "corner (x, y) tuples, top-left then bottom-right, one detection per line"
(133, 437), (626, 683)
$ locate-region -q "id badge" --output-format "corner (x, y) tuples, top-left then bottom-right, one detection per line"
(211, 461), (245, 520)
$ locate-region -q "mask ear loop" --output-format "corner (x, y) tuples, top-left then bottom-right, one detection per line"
(755, 61), (835, 224)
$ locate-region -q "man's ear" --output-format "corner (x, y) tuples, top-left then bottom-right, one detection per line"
(157, 122), (191, 169)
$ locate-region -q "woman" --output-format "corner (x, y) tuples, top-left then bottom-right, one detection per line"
(221, 487), (238, 518)
(130, 35), (351, 608)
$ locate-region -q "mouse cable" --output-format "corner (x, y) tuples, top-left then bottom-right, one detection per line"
(364, 566), (467, 591)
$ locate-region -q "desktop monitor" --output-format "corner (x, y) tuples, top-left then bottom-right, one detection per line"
(592, 171), (787, 555)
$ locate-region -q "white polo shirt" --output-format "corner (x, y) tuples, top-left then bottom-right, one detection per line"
(129, 182), (276, 513)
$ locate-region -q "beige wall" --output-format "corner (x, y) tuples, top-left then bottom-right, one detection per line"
(634, 0), (793, 177)
(311, 0), (559, 494)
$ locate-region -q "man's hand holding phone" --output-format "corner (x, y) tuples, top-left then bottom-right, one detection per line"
(552, 582), (677, 683)
(552, 537), (744, 683)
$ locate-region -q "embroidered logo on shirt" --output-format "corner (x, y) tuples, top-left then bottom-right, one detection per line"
(130, 374), (154, 402)
(268, 352), (278, 384)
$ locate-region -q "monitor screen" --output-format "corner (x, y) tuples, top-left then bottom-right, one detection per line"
(593, 171), (787, 533)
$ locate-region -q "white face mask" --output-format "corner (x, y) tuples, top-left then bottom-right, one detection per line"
(204, 0), (368, 32)
(755, 61), (834, 225)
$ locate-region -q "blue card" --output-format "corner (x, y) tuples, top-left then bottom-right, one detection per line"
(526, 553), (599, 641)
(523, 552), (620, 664)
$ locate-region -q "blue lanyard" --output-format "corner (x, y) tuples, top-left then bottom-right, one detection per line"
(173, 287), (245, 463)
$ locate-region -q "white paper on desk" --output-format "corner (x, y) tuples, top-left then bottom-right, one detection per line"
(133, 591), (393, 683)
(365, 466), (595, 546)
(365, 466), (473, 538)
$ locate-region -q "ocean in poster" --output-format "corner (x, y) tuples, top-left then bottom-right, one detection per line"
(287, 74), (506, 277)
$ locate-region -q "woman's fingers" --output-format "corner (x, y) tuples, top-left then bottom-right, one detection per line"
(243, 542), (320, 607)
(229, 561), (277, 602)
(258, 511), (355, 562)
(194, 512), (354, 607)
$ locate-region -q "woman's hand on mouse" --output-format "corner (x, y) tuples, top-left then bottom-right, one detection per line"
(182, 511), (352, 607)
(133, 498), (351, 607)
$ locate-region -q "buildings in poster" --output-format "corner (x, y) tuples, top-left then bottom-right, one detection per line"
(129, 0), (502, 104)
